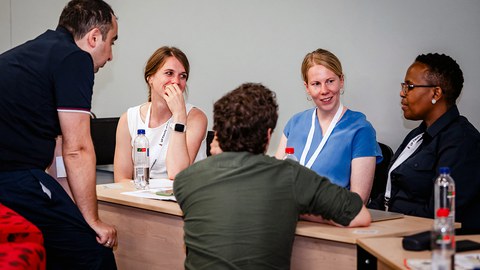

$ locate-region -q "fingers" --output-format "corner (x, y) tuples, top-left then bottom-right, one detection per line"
(163, 84), (186, 116)
(104, 237), (117, 248)
(103, 226), (117, 248)
(163, 84), (183, 98)
(92, 220), (118, 249)
(105, 240), (113, 248)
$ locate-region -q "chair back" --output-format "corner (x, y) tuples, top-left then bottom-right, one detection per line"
(369, 142), (394, 201)
(90, 117), (120, 165)
(206, 130), (215, 156)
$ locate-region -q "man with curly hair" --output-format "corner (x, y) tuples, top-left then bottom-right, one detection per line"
(174, 82), (371, 269)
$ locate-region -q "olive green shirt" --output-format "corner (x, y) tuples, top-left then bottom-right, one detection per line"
(174, 152), (363, 270)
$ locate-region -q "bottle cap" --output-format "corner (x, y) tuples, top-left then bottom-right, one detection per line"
(137, 129), (146, 135)
(285, 147), (295, 154)
(436, 208), (450, 217)
(439, 167), (450, 174)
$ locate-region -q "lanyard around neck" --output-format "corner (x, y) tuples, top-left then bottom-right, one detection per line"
(145, 103), (171, 170)
(146, 103), (171, 141)
(384, 132), (424, 211)
(299, 103), (344, 168)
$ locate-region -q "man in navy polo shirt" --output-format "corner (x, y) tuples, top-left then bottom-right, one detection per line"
(0, 1), (118, 269)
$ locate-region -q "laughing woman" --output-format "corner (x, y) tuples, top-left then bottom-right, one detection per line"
(114, 46), (207, 181)
(275, 48), (382, 204)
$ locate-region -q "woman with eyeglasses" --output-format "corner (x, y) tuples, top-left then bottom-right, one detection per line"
(368, 53), (480, 233)
(275, 48), (382, 206)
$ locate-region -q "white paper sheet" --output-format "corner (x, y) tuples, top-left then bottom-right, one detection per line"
(121, 179), (176, 201)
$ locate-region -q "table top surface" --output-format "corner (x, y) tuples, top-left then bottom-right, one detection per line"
(97, 181), (437, 244)
(357, 235), (480, 269)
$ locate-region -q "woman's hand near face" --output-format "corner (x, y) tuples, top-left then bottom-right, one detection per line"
(163, 84), (187, 121)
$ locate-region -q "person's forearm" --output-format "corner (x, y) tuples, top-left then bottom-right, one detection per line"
(64, 148), (99, 225)
(347, 206), (371, 227)
(166, 132), (191, 179)
(350, 157), (376, 204)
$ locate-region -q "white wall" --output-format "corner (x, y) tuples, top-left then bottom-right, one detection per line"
(2, 0), (480, 154)
(0, 0), (10, 53)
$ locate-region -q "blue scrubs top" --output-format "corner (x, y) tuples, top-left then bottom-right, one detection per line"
(283, 108), (382, 188)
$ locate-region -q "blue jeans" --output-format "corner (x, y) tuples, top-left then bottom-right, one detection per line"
(0, 169), (116, 270)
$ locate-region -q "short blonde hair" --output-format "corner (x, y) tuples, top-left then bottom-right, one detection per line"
(301, 48), (343, 83)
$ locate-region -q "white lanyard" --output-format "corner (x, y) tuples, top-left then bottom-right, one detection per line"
(145, 103), (171, 170)
(299, 103), (344, 169)
(384, 132), (424, 211)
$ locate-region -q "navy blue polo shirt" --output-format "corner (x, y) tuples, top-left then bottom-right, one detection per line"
(0, 27), (94, 170)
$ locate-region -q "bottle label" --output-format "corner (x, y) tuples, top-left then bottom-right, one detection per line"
(435, 234), (453, 245)
(136, 147), (147, 152)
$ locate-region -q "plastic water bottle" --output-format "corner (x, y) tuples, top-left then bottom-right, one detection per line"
(133, 129), (150, 189)
(431, 208), (455, 270)
(434, 167), (455, 227)
(283, 147), (298, 162)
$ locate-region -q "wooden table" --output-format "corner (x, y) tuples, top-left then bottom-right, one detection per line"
(97, 181), (439, 270)
(357, 235), (480, 270)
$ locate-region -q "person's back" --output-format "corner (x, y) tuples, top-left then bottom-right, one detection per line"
(0, 28), (90, 170)
(175, 152), (365, 269)
(174, 83), (370, 269)
(0, 1), (119, 268)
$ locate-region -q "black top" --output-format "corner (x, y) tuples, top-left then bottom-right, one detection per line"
(0, 27), (94, 170)
(369, 105), (480, 230)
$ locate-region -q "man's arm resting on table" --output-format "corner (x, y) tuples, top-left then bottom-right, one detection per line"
(301, 205), (371, 227)
(345, 205), (371, 227)
(59, 112), (117, 246)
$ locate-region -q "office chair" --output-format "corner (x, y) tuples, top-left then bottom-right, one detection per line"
(90, 117), (120, 165)
(369, 142), (394, 202)
(206, 130), (215, 156)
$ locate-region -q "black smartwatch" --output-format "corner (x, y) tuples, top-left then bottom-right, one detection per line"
(169, 122), (186, 133)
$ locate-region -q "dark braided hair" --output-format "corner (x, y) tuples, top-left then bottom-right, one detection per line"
(415, 53), (463, 106)
(213, 83), (278, 154)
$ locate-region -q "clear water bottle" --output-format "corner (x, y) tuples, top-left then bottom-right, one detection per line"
(431, 208), (455, 270)
(434, 167), (455, 226)
(133, 129), (150, 189)
(283, 147), (298, 162)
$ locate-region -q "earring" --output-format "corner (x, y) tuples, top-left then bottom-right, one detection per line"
(340, 88), (345, 95)
(431, 99), (437, 105)
(307, 96), (312, 101)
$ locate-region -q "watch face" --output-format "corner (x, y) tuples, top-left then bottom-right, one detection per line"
(173, 123), (186, 132)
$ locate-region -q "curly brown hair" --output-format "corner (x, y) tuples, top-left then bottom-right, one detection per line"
(213, 83), (278, 154)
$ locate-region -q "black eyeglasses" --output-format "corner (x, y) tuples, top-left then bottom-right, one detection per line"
(400, 83), (437, 96)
